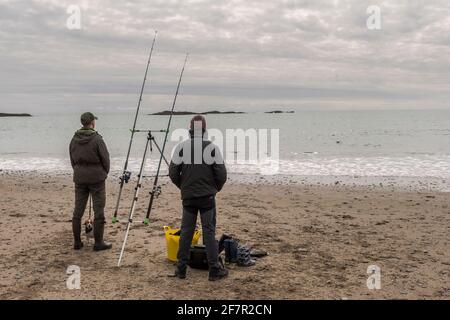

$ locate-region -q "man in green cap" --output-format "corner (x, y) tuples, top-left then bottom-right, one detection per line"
(69, 112), (112, 251)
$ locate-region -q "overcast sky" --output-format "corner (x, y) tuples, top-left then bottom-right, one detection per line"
(0, 0), (449, 113)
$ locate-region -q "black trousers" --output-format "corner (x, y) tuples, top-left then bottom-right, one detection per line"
(177, 197), (220, 270)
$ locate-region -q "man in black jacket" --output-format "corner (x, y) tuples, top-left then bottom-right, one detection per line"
(169, 115), (228, 281)
(69, 112), (112, 251)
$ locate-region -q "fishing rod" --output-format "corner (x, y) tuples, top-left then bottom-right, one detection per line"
(116, 53), (189, 266)
(112, 31), (158, 224)
(144, 53), (189, 225)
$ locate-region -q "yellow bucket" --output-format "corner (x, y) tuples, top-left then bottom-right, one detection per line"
(163, 226), (201, 262)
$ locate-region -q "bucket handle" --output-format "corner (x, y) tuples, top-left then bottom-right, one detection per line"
(163, 226), (201, 236)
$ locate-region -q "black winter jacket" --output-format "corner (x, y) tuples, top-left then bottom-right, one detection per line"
(169, 133), (227, 200)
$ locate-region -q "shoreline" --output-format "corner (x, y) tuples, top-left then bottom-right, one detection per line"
(1, 169), (449, 192)
(0, 172), (449, 299)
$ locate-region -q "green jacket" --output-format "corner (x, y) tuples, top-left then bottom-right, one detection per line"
(69, 128), (110, 185)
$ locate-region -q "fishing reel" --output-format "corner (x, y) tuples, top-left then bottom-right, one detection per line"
(150, 185), (162, 198)
(120, 171), (132, 184)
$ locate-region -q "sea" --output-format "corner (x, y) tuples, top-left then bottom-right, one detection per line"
(1, 110), (449, 191)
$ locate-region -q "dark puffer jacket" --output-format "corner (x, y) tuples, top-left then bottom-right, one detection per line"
(69, 128), (110, 185)
(169, 132), (227, 200)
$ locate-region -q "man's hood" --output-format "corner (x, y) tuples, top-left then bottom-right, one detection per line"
(72, 128), (98, 145)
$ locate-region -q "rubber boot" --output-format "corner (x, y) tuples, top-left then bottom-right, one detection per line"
(93, 220), (112, 251)
(208, 266), (229, 281)
(218, 234), (232, 254)
(224, 239), (238, 263)
(72, 218), (84, 250)
(224, 239), (231, 262)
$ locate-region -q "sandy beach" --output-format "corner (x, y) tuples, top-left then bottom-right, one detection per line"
(0, 171), (449, 300)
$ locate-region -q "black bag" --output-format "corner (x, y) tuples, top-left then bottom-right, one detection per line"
(188, 245), (209, 270)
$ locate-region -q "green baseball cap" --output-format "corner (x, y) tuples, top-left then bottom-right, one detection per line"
(80, 112), (98, 126)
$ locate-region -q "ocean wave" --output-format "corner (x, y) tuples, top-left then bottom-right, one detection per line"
(1, 155), (449, 178)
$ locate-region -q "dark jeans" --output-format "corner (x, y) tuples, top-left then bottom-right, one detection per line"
(177, 199), (220, 270)
(73, 181), (106, 224)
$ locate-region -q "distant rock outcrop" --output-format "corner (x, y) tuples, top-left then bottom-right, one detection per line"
(150, 111), (195, 116)
(202, 110), (246, 114)
(265, 110), (295, 114)
(0, 113), (32, 117)
(149, 110), (246, 115)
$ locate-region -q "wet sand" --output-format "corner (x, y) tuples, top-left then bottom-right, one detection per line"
(0, 171), (449, 299)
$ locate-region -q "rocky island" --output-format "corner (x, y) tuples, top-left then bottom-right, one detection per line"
(0, 113), (32, 117)
(264, 110), (295, 114)
(149, 110), (246, 115)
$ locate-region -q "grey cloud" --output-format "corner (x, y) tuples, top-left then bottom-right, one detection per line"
(0, 0), (449, 113)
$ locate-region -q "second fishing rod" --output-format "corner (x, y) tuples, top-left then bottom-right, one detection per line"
(143, 53), (189, 225)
